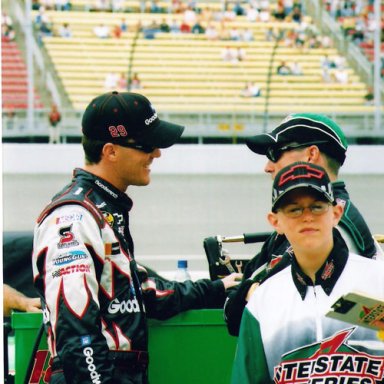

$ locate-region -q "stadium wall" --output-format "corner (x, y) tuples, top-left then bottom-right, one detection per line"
(3, 144), (384, 174)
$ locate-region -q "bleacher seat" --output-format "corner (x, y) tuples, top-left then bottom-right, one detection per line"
(2, 40), (43, 110)
(36, 8), (376, 113)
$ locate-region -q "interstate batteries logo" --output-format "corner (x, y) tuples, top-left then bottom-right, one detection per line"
(274, 328), (384, 384)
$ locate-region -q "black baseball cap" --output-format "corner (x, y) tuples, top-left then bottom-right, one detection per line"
(246, 113), (348, 165)
(82, 91), (185, 148)
(272, 162), (335, 212)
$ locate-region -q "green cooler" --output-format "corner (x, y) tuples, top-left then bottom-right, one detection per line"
(11, 310), (237, 383)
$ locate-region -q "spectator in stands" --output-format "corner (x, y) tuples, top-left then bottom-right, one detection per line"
(205, 23), (219, 40)
(223, 4), (237, 21)
(94, 23), (110, 38)
(128, 73), (142, 90)
(36, 16), (53, 45)
(229, 27), (241, 41)
(120, 18), (128, 32)
(118, 72), (129, 90)
(242, 28), (254, 41)
(48, 103), (62, 144)
(3, 109), (17, 130)
(290, 61), (303, 75)
(149, 0), (162, 13)
(34, 6), (48, 25)
(1, 11), (13, 28)
(273, 3), (287, 21)
(55, 0), (71, 11)
(246, 5), (259, 22)
(171, 0), (184, 14)
(143, 20), (160, 39)
(233, 1), (245, 16)
(191, 19), (205, 34)
(3, 284), (41, 317)
(59, 22), (72, 38)
(236, 47), (246, 61)
(364, 86), (374, 105)
(320, 54), (335, 69)
(201, 6), (213, 23)
(32, 0), (41, 10)
(169, 19), (181, 33)
(111, 0), (124, 12)
(184, 6), (197, 25)
(159, 19), (170, 33)
(291, 4), (302, 23)
(180, 20), (191, 33)
(333, 68), (349, 84)
(112, 24), (122, 38)
(93, 0), (109, 11)
(333, 54), (346, 69)
(259, 6), (271, 22)
(240, 82), (262, 97)
(283, 0), (294, 16)
(277, 60), (292, 75)
(104, 72), (118, 90)
(222, 46), (237, 62)
(2, 24), (15, 42)
(221, 46), (245, 64)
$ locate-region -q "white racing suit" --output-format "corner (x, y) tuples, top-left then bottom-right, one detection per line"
(231, 233), (384, 383)
(32, 168), (226, 383)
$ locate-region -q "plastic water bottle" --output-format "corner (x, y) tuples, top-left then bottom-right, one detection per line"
(174, 259), (191, 282)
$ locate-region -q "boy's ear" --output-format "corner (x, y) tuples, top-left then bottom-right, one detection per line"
(268, 212), (284, 234)
(333, 203), (344, 226)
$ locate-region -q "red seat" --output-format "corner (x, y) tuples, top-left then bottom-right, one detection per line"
(1, 40), (43, 110)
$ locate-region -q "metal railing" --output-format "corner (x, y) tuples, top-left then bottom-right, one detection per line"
(2, 108), (383, 143)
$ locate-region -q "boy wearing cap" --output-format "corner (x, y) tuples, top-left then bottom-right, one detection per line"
(231, 162), (384, 384)
(32, 91), (240, 384)
(225, 113), (378, 336)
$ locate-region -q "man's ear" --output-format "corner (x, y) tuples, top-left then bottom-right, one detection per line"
(268, 212), (284, 234)
(102, 143), (118, 162)
(306, 145), (321, 163)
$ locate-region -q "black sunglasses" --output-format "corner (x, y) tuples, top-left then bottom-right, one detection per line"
(266, 141), (328, 163)
(116, 142), (157, 154)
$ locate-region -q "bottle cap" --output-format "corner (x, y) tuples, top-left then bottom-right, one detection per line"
(177, 259), (188, 269)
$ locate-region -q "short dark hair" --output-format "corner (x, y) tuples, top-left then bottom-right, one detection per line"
(317, 146), (341, 176)
(82, 136), (106, 164)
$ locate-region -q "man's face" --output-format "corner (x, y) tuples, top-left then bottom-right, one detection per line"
(114, 145), (161, 188)
(264, 147), (309, 179)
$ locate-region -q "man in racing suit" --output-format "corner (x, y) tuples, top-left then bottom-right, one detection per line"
(224, 113), (379, 336)
(32, 91), (241, 384)
(231, 162), (384, 383)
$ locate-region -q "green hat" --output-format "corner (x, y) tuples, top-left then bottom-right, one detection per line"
(246, 113), (348, 165)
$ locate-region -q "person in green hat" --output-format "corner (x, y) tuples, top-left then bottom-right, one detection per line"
(224, 113), (380, 336)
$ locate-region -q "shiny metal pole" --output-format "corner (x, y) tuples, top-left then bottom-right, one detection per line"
(25, 0), (34, 131)
(373, 0), (382, 134)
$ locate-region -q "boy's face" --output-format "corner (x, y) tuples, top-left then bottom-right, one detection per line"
(268, 189), (343, 254)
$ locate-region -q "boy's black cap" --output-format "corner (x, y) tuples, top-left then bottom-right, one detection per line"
(246, 113), (348, 165)
(272, 162), (335, 212)
(81, 91), (185, 148)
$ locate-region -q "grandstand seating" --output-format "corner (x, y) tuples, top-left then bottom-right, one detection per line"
(1, 40), (43, 110)
(36, 8), (375, 113)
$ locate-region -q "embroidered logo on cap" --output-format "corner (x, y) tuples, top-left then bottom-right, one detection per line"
(278, 164), (324, 187)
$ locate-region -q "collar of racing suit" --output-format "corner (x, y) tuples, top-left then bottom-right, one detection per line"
(291, 229), (349, 300)
(73, 168), (133, 210)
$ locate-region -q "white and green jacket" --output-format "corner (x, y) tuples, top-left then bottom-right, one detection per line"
(231, 234), (384, 384)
